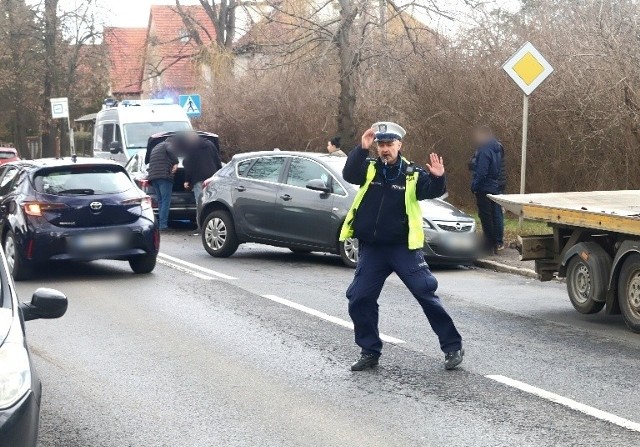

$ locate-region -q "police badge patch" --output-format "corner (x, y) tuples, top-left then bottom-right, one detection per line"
(378, 124), (387, 133)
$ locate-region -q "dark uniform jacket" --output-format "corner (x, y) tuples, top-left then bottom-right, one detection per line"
(343, 146), (446, 246)
(147, 141), (178, 182)
(183, 139), (223, 185)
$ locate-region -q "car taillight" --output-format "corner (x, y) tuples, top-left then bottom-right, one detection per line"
(23, 202), (67, 217)
(137, 179), (151, 193)
(153, 228), (160, 251)
(122, 196), (152, 211)
(26, 240), (34, 260)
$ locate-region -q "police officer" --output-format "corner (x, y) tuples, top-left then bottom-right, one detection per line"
(340, 122), (464, 371)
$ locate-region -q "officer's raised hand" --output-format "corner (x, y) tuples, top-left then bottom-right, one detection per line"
(361, 128), (376, 149)
(426, 153), (445, 177)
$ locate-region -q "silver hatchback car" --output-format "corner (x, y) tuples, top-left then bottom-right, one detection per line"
(199, 151), (477, 267)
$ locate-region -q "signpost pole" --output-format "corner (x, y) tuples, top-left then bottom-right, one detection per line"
(519, 93), (529, 230)
(67, 116), (76, 157)
(502, 42), (553, 232)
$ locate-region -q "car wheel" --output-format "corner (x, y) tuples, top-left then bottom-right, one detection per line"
(566, 255), (606, 314)
(201, 210), (239, 258)
(129, 254), (157, 274)
(339, 237), (359, 268)
(617, 253), (640, 333)
(4, 230), (32, 281)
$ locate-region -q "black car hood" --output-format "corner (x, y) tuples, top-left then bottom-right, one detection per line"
(420, 199), (474, 222)
(146, 131), (220, 161)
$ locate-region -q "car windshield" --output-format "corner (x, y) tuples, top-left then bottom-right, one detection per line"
(34, 166), (134, 195)
(123, 122), (191, 148)
(322, 157), (350, 181)
(0, 151), (16, 160)
(126, 148), (147, 160)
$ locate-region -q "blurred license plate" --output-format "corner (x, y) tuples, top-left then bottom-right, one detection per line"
(71, 233), (125, 251)
(449, 236), (475, 250)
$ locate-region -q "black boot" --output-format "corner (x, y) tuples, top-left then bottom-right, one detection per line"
(351, 353), (380, 371)
(444, 348), (465, 370)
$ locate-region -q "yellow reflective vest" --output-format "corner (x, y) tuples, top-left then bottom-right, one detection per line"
(339, 158), (424, 249)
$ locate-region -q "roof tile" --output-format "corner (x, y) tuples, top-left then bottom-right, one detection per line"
(104, 27), (147, 95)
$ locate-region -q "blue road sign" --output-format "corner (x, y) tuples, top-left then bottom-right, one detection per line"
(179, 94), (201, 118)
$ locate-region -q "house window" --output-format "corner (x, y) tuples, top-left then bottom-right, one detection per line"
(179, 29), (190, 43)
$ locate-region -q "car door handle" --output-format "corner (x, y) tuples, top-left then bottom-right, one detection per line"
(280, 194), (292, 201)
(235, 186), (246, 192)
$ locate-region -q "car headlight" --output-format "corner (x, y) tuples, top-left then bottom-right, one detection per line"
(0, 343), (31, 410)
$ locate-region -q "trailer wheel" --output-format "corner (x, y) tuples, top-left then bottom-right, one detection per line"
(566, 255), (606, 314)
(617, 253), (640, 333)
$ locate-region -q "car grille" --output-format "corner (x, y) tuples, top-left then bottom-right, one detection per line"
(437, 223), (473, 233)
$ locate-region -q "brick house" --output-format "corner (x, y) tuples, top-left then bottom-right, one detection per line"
(104, 5), (216, 101)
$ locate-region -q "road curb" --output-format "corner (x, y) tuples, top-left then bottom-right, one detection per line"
(474, 259), (538, 279)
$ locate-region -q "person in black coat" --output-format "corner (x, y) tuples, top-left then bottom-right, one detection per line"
(147, 138), (179, 230)
(469, 126), (504, 253)
(180, 132), (223, 232)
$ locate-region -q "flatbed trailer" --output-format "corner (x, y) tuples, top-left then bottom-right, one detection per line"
(490, 191), (640, 333)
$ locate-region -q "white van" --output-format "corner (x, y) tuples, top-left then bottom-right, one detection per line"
(93, 98), (192, 165)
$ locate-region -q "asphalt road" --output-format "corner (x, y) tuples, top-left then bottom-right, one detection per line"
(15, 229), (640, 446)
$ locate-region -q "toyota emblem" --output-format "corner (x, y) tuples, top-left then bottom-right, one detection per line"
(455, 222), (462, 231)
(90, 201), (103, 211)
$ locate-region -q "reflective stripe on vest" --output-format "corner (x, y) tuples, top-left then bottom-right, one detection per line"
(339, 159), (424, 249)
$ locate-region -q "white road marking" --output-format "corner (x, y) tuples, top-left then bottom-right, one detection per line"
(158, 253), (237, 280)
(262, 294), (406, 344)
(157, 259), (215, 281)
(486, 375), (640, 433)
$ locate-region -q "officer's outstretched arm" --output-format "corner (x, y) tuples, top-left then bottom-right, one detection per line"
(416, 169), (447, 200)
(342, 145), (370, 186)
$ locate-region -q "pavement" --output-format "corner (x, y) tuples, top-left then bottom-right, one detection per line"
(475, 247), (538, 278)
(16, 229), (640, 446)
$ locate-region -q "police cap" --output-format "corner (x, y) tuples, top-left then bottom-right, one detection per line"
(373, 122), (406, 142)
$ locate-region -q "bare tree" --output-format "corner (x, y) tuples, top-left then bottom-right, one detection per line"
(0, 0), (42, 158)
(240, 0), (467, 150)
(41, 0), (59, 158)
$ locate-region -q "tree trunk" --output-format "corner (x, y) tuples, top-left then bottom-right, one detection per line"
(336, 0), (358, 151)
(4, 0), (30, 159)
(14, 108), (29, 159)
(42, 0), (58, 158)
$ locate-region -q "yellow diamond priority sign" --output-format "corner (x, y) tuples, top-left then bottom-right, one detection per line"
(503, 42), (553, 96)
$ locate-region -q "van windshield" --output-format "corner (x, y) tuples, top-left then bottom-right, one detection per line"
(123, 122), (191, 149)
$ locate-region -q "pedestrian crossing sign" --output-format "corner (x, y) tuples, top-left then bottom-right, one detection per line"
(503, 42), (553, 96)
(179, 94), (201, 118)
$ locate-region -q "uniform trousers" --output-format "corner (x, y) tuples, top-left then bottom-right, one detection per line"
(346, 242), (462, 356)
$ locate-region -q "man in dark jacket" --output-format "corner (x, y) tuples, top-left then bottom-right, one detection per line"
(470, 126), (503, 253)
(147, 138), (178, 230)
(340, 122), (463, 372)
(495, 141), (506, 250)
(181, 132), (223, 232)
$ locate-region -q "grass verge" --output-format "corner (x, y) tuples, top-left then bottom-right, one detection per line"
(467, 211), (552, 244)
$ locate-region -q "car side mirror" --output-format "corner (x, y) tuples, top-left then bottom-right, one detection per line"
(306, 179), (330, 193)
(20, 288), (68, 322)
(109, 141), (122, 154)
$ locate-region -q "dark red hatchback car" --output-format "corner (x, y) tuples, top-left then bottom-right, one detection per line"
(0, 148), (20, 166)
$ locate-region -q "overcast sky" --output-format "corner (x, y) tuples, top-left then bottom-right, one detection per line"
(102, 0), (200, 28)
(57, 0), (520, 32)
